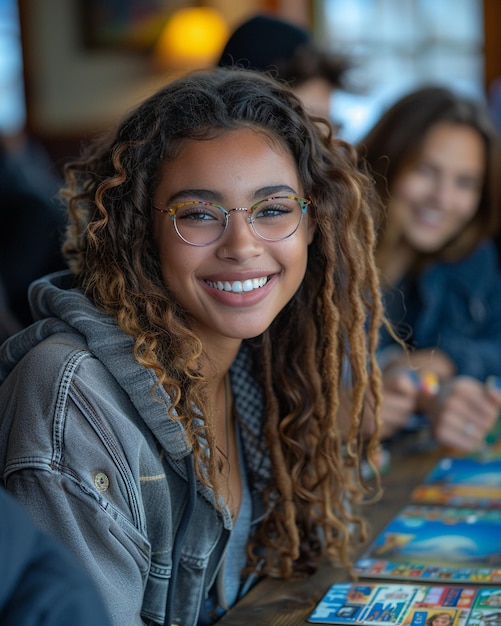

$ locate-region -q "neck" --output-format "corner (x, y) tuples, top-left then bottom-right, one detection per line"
(189, 320), (242, 378)
(207, 370), (232, 456)
(221, 372), (232, 461)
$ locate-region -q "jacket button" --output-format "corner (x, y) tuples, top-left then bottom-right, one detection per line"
(93, 472), (110, 492)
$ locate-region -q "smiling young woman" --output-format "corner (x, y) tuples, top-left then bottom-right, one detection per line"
(0, 67), (385, 626)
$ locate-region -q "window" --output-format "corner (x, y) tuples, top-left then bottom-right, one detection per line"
(0, 0), (25, 135)
(316, 0), (484, 142)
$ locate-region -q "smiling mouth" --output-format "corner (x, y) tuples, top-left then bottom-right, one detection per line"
(414, 206), (442, 225)
(204, 277), (270, 293)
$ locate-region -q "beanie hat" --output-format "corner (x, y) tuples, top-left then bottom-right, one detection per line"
(218, 14), (311, 71)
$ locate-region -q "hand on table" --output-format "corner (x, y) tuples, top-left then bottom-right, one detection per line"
(380, 367), (419, 440)
(428, 376), (501, 452)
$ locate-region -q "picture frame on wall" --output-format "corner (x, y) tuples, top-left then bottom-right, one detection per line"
(79, 0), (190, 52)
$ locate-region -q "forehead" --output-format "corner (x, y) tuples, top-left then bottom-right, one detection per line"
(418, 122), (485, 169)
(156, 128), (301, 194)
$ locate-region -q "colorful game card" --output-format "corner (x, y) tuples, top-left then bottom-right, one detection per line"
(411, 456), (501, 509)
(354, 505), (501, 584)
(308, 583), (424, 625)
(308, 583), (499, 625)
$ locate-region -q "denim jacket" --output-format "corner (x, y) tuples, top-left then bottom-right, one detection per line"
(378, 240), (501, 380)
(0, 271), (270, 626)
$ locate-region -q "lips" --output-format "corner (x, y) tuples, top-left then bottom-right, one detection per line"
(413, 206), (442, 226)
(204, 276), (269, 293)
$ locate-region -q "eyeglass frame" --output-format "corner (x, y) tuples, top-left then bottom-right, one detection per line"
(152, 195), (311, 247)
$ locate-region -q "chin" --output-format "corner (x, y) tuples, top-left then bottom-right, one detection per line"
(408, 236), (445, 254)
(218, 327), (269, 341)
(240, 328), (269, 340)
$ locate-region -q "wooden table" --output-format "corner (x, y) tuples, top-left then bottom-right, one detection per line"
(217, 436), (443, 625)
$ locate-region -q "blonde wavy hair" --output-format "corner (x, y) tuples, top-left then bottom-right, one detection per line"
(61, 67), (384, 579)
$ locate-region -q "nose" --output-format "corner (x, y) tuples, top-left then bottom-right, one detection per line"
(432, 176), (456, 211)
(216, 209), (263, 261)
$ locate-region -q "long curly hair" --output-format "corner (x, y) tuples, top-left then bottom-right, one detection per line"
(60, 67), (384, 578)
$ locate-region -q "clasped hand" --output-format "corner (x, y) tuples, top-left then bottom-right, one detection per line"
(380, 361), (501, 452)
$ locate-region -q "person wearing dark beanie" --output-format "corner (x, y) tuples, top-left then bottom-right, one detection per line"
(218, 14), (351, 123)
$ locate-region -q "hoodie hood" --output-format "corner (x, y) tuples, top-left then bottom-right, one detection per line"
(0, 270), (189, 459)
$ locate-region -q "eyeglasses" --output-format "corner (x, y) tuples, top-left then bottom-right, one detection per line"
(153, 195), (310, 247)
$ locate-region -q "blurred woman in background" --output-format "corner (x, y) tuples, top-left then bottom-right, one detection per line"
(359, 85), (501, 451)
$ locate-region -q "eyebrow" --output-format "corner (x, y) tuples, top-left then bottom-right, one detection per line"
(166, 185), (300, 205)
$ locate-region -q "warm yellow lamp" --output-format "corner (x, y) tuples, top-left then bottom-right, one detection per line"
(154, 7), (229, 71)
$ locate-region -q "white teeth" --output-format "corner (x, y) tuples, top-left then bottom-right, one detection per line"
(206, 277), (269, 293)
(415, 208), (441, 225)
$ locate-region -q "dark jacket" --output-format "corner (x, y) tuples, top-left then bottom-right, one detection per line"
(0, 486), (111, 626)
(378, 240), (501, 379)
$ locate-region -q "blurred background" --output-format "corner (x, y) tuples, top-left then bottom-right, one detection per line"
(1, 0), (500, 168)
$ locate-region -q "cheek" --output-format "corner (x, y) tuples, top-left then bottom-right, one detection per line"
(459, 190), (481, 220)
(393, 173), (427, 205)
(287, 232), (311, 282)
(157, 248), (198, 313)
(154, 226), (189, 290)
(159, 244), (191, 278)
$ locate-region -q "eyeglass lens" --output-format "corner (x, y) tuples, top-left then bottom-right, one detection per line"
(173, 196), (305, 245)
